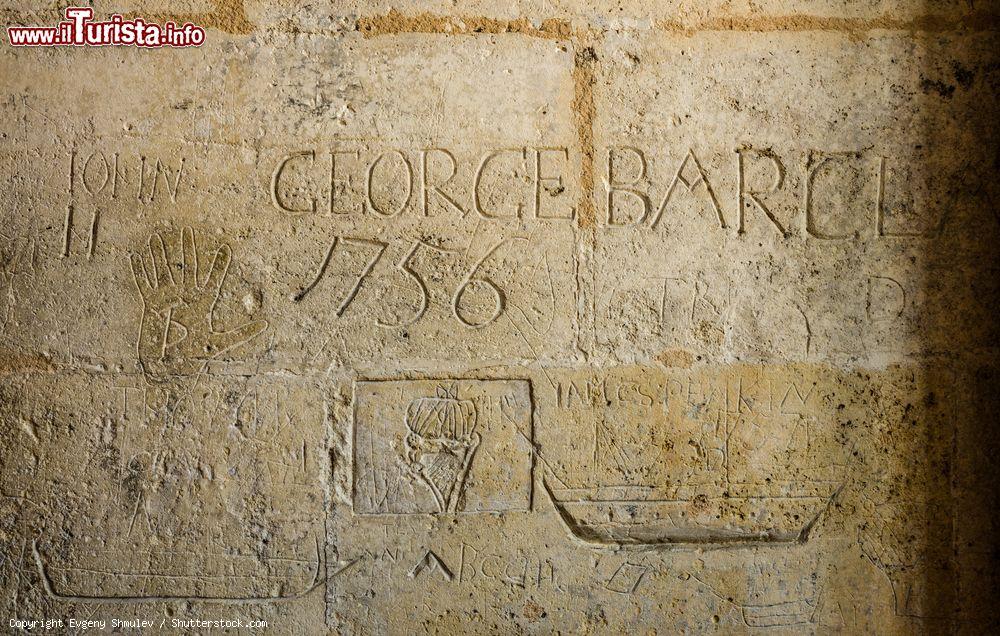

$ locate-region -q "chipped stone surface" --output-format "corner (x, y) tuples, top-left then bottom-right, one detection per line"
(1, 0), (998, 634)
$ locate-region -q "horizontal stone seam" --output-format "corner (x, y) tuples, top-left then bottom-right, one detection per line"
(4, 7), (999, 37)
(355, 10), (1000, 38)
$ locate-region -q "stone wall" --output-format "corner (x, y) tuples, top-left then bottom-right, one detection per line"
(1, 0), (998, 633)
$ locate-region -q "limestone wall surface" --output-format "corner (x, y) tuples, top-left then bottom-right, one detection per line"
(1, 0), (998, 633)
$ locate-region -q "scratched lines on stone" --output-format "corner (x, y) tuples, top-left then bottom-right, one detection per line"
(352, 378), (533, 515)
(48, 142), (965, 241)
(598, 269), (913, 359)
(115, 381), (318, 546)
(270, 146), (577, 221)
(1, 140), (963, 267)
(7, 373), (327, 601)
(114, 379), (321, 488)
(541, 367), (847, 546)
(31, 538), (326, 605)
(60, 143), (960, 240)
(0, 234), (37, 334)
(128, 227), (268, 380)
(688, 550), (823, 628)
(553, 370), (831, 471)
(337, 541), (558, 590)
(292, 230), (560, 334)
(605, 146), (952, 238)
(63, 148), (186, 260)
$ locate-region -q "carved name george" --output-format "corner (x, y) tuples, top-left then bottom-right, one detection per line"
(270, 147), (576, 220)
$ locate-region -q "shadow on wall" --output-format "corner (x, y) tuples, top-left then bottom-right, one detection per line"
(916, 11), (999, 631)
(807, 9), (1000, 631)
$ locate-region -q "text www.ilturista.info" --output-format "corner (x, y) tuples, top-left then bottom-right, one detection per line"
(7, 7), (205, 47)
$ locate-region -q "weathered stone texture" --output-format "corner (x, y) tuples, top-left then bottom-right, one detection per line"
(1, 0), (998, 634)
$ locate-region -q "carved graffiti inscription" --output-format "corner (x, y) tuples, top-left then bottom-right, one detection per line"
(353, 378), (533, 515)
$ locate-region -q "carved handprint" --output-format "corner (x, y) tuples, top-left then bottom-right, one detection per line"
(130, 227), (267, 379)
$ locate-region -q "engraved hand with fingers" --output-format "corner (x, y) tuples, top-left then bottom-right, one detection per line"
(130, 227), (267, 379)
